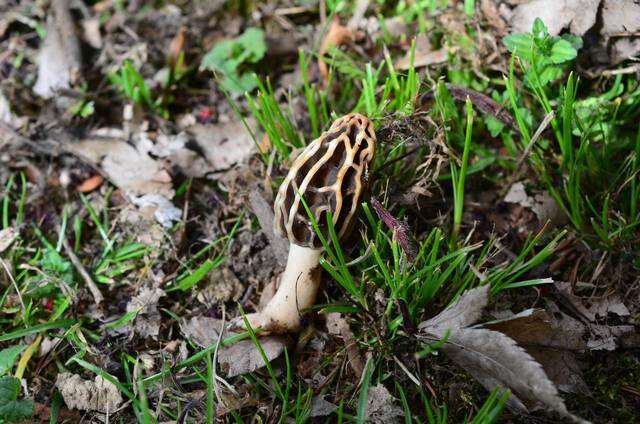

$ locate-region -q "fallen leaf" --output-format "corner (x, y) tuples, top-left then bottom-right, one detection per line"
(76, 175), (104, 193)
(196, 267), (244, 305)
(187, 118), (257, 173)
(0, 227), (17, 253)
(67, 136), (178, 227)
(131, 194), (181, 228)
(180, 317), (225, 347)
(326, 313), (365, 377)
(599, 0), (640, 64)
(481, 309), (588, 393)
(308, 395), (337, 417)
(55, 372), (122, 413)
(81, 17), (102, 49)
(504, 182), (565, 225)
(510, 0), (600, 36)
(0, 92), (25, 129)
(319, 18), (356, 85)
(395, 34), (447, 70)
(126, 287), (166, 339)
(34, 0), (82, 99)
(418, 285), (489, 334)
(217, 337), (289, 377)
(418, 287), (589, 422)
(446, 329), (587, 422)
(364, 384), (404, 424)
(556, 282), (630, 322)
(249, 190), (289, 266)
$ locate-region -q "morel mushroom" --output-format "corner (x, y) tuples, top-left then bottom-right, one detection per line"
(242, 113), (376, 333)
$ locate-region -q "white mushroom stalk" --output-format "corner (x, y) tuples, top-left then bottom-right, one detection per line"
(241, 113), (376, 333)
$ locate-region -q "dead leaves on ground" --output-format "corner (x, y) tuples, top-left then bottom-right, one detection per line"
(418, 285), (590, 423)
(66, 118), (256, 228)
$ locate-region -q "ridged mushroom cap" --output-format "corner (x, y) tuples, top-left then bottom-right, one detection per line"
(274, 113), (376, 248)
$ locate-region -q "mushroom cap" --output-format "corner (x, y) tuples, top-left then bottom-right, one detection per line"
(274, 113), (376, 248)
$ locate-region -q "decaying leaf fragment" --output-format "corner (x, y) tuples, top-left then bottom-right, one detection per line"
(418, 285), (589, 423)
(180, 316), (290, 377)
(510, 0), (600, 37)
(55, 372), (122, 413)
(34, 0), (82, 99)
(66, 137), (180, 228)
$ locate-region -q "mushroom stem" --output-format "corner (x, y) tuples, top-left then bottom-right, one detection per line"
(245, 244), (322, 332)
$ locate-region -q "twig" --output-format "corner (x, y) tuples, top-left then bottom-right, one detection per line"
(62, 238), (104, 304)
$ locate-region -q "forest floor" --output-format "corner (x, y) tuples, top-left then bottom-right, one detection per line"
(0, 0), (639, 423)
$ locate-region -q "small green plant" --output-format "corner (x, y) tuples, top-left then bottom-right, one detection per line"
(109, 60), (154, 109)
(503, 18), (582, 88)
(200, 27), (267, 94)
(0, 376), (34, 423)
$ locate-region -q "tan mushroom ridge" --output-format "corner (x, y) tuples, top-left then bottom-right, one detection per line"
(243, 113), (376, 333)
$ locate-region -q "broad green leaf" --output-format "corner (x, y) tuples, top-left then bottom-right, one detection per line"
(0, 376), (34, 422)
(0, 345), (26, 376)
(550, 39), (578, 64)
(502, 33), (533, 59)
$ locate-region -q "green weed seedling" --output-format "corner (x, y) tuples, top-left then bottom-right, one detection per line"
(201, 27), (267, 94)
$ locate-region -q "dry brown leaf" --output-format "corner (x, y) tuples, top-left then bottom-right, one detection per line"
(556, 282), (630, 322)
(319, 18), (356, 85)
(418, 285), (489, 333)
(504, 182), (566, 226)
(180, 317), (225, 347)
(217, 337), (289, 377)
(308, 395), (338, 417)
(55, 372), (122, 413)
(364, 384), (403, 424)
(419, 287), (589, 422)
(481, 309), (588, 393)
(443, 328), (588, 422)
(600, 0), (640, 63)
(0, 227), (17, 253)
(510, 0), (600, 36)
(249, 190), (289, 266)
(187, 118), (257, 173)
(34, 0), (82, 99)
(67, 136), (181, 227)
(76, 175), (104, 193)
(395, 35), (447, 70)
(326, 313), (365, 377)
(126, 287), (166, 339)
(81, 17), (102, 49)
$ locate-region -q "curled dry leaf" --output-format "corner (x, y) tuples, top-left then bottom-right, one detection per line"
(504, 182), (566, 226)
(55, 372), (122, 413)
(371, 197), (417, 263)
(34, 0), (82, 99)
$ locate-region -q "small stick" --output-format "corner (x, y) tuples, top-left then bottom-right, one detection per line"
(62, 238), (103, 304)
